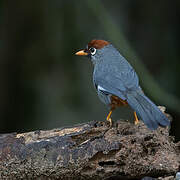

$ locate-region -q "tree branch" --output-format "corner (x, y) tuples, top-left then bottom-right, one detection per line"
(0, 118), (179, 179)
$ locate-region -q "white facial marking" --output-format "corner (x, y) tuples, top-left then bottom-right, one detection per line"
(89, 47), (96, 56)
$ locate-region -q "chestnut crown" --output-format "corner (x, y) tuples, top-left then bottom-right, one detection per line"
(87, 39), (109, 50)
(75, 39), (110, 56)
(86, 40), (109, 56)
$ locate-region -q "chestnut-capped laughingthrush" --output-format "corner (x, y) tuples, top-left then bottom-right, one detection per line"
(75, 40), (170, 130)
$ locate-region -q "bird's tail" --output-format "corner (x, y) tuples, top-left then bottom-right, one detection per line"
(127, 90), (170, 130)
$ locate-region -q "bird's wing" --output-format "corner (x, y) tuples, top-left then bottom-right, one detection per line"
(93, 64), (139, 101)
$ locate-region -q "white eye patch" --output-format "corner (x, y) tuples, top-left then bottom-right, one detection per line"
(89, 47), (96, 55)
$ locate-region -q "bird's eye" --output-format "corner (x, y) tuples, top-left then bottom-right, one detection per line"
(89, 47), (96, 55)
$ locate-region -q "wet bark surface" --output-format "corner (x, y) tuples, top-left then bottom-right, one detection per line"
(0, 120), (179, 180)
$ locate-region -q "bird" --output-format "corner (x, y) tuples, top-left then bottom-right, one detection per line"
(75, 39), (170, 130)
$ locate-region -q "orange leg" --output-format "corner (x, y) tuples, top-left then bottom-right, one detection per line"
(134, 111), (139, 125)
(106, 110), (113, 127)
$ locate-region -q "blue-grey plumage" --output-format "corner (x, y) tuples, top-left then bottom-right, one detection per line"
(76, 40), (170, 130)
(93, 44), (139, 100)
(126, 90), (170, 130)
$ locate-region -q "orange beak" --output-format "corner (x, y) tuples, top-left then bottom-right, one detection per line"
(75, 50), (88, 56)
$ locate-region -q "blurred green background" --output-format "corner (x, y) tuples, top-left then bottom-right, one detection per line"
(0, 1), (179, 140)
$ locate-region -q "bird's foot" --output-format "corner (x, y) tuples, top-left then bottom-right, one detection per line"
(135, 119), (139, 125)
(106, 110), (113, 127)
(134, 111), (139, 125)
(107, 118), (112, 127)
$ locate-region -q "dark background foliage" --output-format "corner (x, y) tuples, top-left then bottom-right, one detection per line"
(0, 0), (179, 140)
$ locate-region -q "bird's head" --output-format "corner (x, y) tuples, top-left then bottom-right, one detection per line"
(75, 39), (110, 64)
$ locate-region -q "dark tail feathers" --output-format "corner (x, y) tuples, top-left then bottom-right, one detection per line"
(127, 91), (170, 130)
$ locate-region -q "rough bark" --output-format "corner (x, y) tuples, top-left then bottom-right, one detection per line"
(0, 119), (179, 180)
